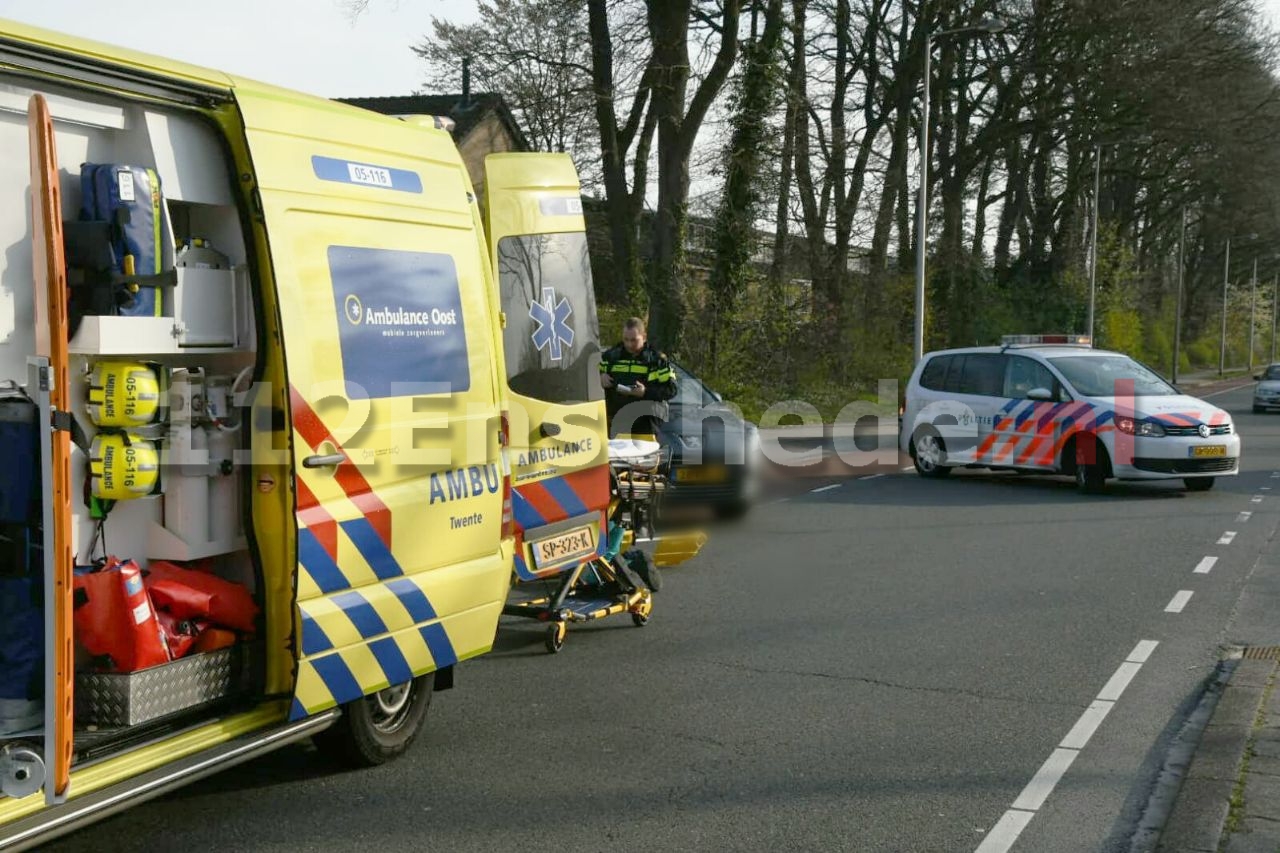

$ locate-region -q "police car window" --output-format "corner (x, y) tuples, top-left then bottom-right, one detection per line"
(919, 355), (949, 391)
(497, 232), (603, 404)
(671, 362), (707, 406)
(942, 356), (966, 393)
(1004, 356), (1057, 399)
(958, 354), (1007, 396)
(1048, 355), (1177, 397)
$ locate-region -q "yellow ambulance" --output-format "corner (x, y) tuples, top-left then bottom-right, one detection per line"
(0, 17), (518, 847)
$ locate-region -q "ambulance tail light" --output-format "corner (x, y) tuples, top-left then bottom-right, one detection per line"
(499, 411), (514, 539)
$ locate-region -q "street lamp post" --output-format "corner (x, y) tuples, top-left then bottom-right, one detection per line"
(1173, 206), (1185, 383)
(913, 15), (1006, 364)
(1221, 237), (1230, 377)
(1272, 270), (1278, 364)
(1250, 258), (1258, 372)
(1087, 145), (1103, 344)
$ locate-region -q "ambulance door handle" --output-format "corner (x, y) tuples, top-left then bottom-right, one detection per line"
(303, 453), (346, 469)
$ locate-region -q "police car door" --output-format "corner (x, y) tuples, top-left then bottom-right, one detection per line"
(947, 354), (1005, 464)
(484, 154), (609, 582)
(234, 87), (510, 720)
(992, 355), (1062, 469)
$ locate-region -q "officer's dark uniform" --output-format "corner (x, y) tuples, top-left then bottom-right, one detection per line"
(599, 341), (676, 437)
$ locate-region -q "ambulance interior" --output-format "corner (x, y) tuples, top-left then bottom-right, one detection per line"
(0, 80), (267, 772)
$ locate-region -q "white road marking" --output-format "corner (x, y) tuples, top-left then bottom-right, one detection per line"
(810, 484), (840, 493)
(1098, 661), (1143, 701)
(1059, 700), (1115, 750)
(1127, 640), (1160, 663)
(1011, 748), (1079, 812)
(771, 498), (790, 504)
(1263, 487), (1273, 491)
(1219, 531), (1237, 545)
(975, 641), (1159, 852)
(1272, 471), (1280, 478)
(1165, 590), (1194, 613)
(861, 473), (885, 480)
(1238, 512), (1253, 522)
(974, 810), (1036, 853)
(902, 465), (916, 471)
(1193, 557), (1218, 575)
(1253, 495), (1265, 503)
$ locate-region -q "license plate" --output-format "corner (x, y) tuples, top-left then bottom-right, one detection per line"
(676, 465), (727, 483)
(1190, 445), (1226, 458)
(531, 525), (596, 569)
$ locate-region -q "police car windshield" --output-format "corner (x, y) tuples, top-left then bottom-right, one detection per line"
(1048, 355), (1178, 397)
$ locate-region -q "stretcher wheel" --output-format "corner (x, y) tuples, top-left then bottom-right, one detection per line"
(630, 594), (653, 627)
(545, 622), (567, 653)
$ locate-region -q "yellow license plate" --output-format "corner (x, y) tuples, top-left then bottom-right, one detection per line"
(1190, 445), (1226, 458)
(676, 465), (727, 483)
(531, 525), (596, 569)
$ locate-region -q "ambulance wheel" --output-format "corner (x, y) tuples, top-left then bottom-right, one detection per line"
(314, 674), (433, 767)
(545, 622), (567, 654)
(1185, 477), (1216, 492)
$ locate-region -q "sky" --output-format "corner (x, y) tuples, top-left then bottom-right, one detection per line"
(5, 0), (1280, 101)
(0, 0), (482, 99)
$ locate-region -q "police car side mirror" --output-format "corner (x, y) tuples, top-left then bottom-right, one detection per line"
(1026, 387), (1054, 402)
(709, 390), (723, 403)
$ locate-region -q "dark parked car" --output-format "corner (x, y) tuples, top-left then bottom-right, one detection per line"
(654, 362), (760, 518)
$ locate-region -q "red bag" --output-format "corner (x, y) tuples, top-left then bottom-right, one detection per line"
(145, 561), (258, 633)
(155, 611), (200, 659)
(73, 557), (169, 672)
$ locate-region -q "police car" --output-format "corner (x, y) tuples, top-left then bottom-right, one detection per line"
(899, 336), (1241, 492)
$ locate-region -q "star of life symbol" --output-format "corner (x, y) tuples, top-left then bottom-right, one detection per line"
(529, 286), (574, 361)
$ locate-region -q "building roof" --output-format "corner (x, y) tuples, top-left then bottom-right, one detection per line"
(336, 93), (530, 150)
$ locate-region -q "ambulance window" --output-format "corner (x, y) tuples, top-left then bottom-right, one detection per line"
(1004, 356), (1058, 399)
(956, 354), (1007, 397)
(919, 356), (950, 391)
(497, 232), (603, 404)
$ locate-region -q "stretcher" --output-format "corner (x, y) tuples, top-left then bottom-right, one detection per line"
(502, 439), (706, 653)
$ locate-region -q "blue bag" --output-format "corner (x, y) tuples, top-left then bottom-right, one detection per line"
(0, 575), (43, 701)
(78, 163), (172, 317)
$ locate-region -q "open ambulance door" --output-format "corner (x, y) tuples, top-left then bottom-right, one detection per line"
(484, 154), (610, 582)
(232, 88), (510, 741)
(27, 94), (75, 802)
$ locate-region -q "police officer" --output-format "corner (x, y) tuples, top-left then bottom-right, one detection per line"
(599, 317), (676, 437)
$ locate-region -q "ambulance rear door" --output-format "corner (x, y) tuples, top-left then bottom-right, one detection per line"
(484, 154), (609, 581)
(233, 84), (511, 719)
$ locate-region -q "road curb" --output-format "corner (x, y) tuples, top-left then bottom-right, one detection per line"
(1149, 655), (1279, 853)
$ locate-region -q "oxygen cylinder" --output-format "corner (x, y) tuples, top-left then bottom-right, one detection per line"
(206, 426), (238, 542)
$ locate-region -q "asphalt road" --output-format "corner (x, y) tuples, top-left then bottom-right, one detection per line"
(45, 384), (1280, 852)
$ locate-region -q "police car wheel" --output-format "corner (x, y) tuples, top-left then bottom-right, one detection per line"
(1073, 438), (1109, 495)
(1184, 477), (1216, 492)
(314, 674), (434, 767)
(1254, 405), (1265, 414)
(912, 428), (950, 478)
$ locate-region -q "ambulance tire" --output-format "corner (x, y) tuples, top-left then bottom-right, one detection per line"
(315, 674), (434, 767)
